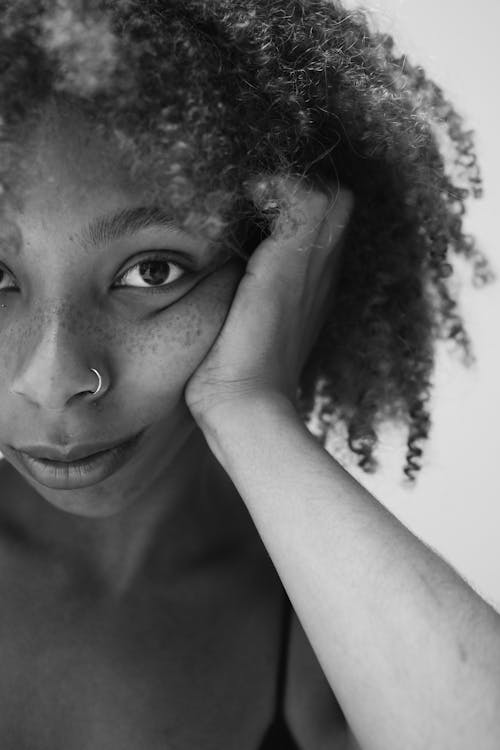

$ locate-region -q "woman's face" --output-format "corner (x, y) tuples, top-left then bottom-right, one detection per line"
(0, 105), (244, 517)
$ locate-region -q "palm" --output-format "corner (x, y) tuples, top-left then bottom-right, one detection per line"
(185, 179), (354, 423)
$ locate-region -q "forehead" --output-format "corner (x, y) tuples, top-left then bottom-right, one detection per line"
(12, 101), (138, 209)
(5, 99), (225, 254)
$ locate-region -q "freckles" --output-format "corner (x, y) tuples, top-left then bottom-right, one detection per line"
(179, 318), (203, 349)
(157, 299), (205, 351)
(0, 263), (238, 363)
(148, 271), (237, 353)
(0, 316), (41, 367)
(114, 299), (205, 360)
(175, 297), (207, 349)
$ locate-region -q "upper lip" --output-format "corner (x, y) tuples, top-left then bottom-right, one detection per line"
(15, 433), (139, 462)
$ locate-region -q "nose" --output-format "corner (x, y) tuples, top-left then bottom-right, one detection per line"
(9, 311), (107, 411)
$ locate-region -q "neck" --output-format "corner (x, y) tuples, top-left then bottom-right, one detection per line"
(0, 427), (251, 598)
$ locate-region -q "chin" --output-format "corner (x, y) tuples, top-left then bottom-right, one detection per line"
(35, 484), (140, 519)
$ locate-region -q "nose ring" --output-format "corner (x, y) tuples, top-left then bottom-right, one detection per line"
(90, 368), (103, 395)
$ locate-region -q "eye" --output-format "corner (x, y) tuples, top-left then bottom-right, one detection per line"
(113, 253), (189, 292)
(0, 265), (17, 291)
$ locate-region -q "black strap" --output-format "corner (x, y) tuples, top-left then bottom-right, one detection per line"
(273, 587), (294, 720)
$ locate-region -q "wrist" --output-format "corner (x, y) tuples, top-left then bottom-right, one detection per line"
(189, 387), (296, 428)
(191, 391), (304, 463)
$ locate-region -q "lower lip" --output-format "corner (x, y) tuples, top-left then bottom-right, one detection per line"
(13, 431), (145, 490)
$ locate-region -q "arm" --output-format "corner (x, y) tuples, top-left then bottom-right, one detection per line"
(185, 177), (500, 750)
(199, 393), (500, 750)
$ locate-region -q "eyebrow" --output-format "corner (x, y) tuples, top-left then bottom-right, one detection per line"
(77, 206), (193, 249)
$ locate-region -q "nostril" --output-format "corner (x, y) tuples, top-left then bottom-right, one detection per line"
(10, 366), (109, 409)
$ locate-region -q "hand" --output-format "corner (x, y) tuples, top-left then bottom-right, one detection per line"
(185, 176), (354, 425)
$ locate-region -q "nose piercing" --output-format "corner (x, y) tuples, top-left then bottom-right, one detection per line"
(90, 368), (103, 395)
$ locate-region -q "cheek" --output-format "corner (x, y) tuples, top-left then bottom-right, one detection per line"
(123, 261), (243, 399)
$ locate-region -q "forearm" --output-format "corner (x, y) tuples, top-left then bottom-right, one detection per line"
(200, 395), (500, 750)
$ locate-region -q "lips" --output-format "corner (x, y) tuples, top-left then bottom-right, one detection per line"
(10, 430), (146, 490)
(14, 434), (140, 462)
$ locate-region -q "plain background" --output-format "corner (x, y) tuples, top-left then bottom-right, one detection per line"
(336, 0), (500, 611)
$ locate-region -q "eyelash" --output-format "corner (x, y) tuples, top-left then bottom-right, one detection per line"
(113, 252), (191, 294)
(0, 252), (193, 296)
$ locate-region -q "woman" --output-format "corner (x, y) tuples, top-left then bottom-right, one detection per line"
(0, 1), (498, 748)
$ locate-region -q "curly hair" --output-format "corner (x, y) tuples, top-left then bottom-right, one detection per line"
(0, 0), (495, 483)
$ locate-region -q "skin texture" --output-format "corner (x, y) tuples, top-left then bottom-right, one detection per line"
(0, 104), (250, 590)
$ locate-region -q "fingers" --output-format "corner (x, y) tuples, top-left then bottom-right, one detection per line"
(246, 176), (354, 277)
(317, 183), (355, 253)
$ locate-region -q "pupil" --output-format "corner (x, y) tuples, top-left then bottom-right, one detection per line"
(139, 260), (170, 286)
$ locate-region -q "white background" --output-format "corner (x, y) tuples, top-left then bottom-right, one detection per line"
(338, 0), (500, 610)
